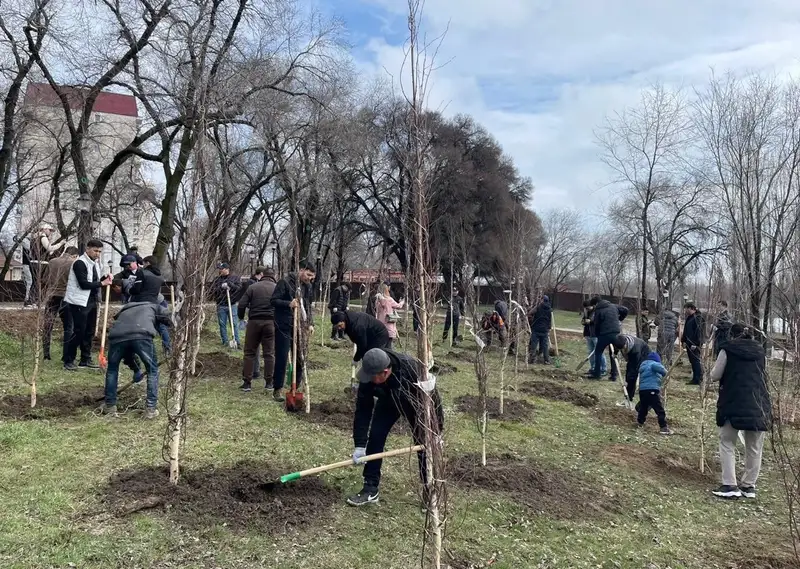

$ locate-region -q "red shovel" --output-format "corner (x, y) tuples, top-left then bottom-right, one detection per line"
(285, 303), (304, 412)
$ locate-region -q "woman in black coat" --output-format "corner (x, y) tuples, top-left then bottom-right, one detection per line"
(709, 323), (772, 500)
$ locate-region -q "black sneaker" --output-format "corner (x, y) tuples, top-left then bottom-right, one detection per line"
(659, 427), (673, 436)
(346, 487), (380, 507)
(64, 362), (78, 371)
(712, 485), (741, 499)
(79, 361), (99, 369)
(240, 381), (252, 393)
(739, 486), (756, 499)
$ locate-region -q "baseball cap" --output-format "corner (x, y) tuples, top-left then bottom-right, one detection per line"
(217, 262), (230, 269)
(357, 348), (391, 384)
(331, 311), (346, 326)
(120, 254), (137, 266)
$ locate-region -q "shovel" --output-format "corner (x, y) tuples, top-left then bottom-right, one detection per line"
(259, 445), (425, 491)
(285, 303), (304, 412)
(98, 284), (111, 369)
(575, 349), (595, 372)
(550, 326), (561, 368)
(225, 288), (238, 349)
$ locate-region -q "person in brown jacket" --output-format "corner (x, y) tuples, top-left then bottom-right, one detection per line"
(237, 267), (277, 392)
(42, 246), (79, 361)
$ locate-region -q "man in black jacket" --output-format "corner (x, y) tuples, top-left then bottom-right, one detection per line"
(682, 302), (705, 385)
(210, 262), (242, 348)
(710, 323), (771, 499)
(238, 267), (277, 393)
(442, 287), (464, 345)
(270, 260), (315, 401)
(328, 284), (350, 340)
(588, 296), (622, 381)
(129, 256), (165, 304)
(331, 310), (391, 363)
(612, 334), (651, 403)
(103, 301), (171, 418)
(528, 295), (553, 364)
(347, 348), (444, 507)
(581, 300), (607, 376)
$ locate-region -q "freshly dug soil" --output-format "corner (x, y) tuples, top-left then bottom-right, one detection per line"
(306, 360), (330, 370)
(0, 389), (101, 420)
(0, 309), (42, 338)
(601, 444), (714, 485)
(453, 395), (534, 422)
(725, 555), (800, 569)
(450, 453), (623, 519)
(521, 381), (599, 408)
(446, 350), (475, 364)
(294, 397), (411, 435)
(430, 361), (457, 375)
(101, 462), (338, 535)
(196, 351), (241, 378)
(528, 367), (581, 382)
(594, 406), (684, 432)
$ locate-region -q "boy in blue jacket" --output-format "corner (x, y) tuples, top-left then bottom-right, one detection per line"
(637, 352), (671, 434)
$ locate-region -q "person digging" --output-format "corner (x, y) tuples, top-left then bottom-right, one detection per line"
(348, 348), (444, 507)
(612, 334), (651, 407)
(331, 310), (391, 363)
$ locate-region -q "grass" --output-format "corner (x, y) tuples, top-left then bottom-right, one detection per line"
(0, 309), (794, 569)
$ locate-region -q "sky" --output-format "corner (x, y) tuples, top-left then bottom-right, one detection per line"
(313, 0), (800, 216)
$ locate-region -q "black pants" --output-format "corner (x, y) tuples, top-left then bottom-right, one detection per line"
(625, 352), (647, 401)
(273, 326), (304, 390)
(442, 312), (460, 341)
(42, 296), (71, 360)
(637, 389), (667, 428)
(363, 394), (426, 490)
(65, 302), (97, 365)
(330, 310), (345, 339)
(592, 333), (619, 379)
(687, 346), (703, 384)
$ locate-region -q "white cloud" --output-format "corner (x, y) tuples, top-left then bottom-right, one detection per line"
(349, 0), (800, 214)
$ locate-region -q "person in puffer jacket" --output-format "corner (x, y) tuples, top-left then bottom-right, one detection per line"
(637, 352), (671, 434)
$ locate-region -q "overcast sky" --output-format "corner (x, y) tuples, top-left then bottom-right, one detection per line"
(316, 0), (800, 216)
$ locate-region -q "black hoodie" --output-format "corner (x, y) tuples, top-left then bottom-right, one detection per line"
(717, 338), (771, 431)
(129, 266), (165, 304)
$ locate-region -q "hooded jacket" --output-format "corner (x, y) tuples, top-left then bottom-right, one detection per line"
(342, 311), (391, 361)
(593, 299), (622, 337)
(617, 334), (650, 362)
(271, 272), (314, 330)
(716, 338), (771, 431)
(657, 310), (679, 341)
(530, 298), (553, 334)
(237, 277), (277, 321)
(494, 300), (509, 323)
(328, 285), (350, 313)
(130, 266), (165, 304)
(107, 301), (172, 344)
(638, 359), (667, 391)
(353, 349), (444, 448)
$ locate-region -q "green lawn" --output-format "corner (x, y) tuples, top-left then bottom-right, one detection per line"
(0, 312), (794, 569)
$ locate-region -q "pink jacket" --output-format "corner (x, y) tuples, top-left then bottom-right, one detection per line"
(375, 293), (404, 339)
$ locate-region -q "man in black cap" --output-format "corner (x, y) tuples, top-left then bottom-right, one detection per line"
(113, 254), (139, 304)
(210, 262), (242, 347)
(331, 310), (391, 363)
(347, 347), (444, 507)
(328, 283), (350, 340)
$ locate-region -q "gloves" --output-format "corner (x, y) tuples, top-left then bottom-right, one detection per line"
(221, 283), (229, 290)
(352, 447), (367, 464)
(332, 307), (338, 313)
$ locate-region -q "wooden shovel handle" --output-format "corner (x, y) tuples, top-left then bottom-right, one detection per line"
(295, 445), (425, 479)
(100, 284), (111, 352)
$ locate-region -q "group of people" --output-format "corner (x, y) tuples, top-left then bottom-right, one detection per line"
(580, 294), (771, 500)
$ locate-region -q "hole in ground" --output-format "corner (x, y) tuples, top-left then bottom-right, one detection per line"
(100, 461), (339, 535)
(594, 406), (685, 433)
(527, 367), (581, 382)
(453, 395), (534, 422)
(521, 381), (598, 408)
(0, 388), (103, 420)
(450, 453), (624, 519)
(292, 397), (411, 435)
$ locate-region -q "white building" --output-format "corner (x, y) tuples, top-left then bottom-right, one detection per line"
(17, 83), (159, 269)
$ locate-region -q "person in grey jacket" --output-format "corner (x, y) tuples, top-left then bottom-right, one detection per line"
(655, 308), (679, 365)
(103, 301), (171, 418)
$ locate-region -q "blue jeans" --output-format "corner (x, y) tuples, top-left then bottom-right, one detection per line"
(217, 305), (240, 346)
(105, 339), (159, 408)
(586, 337), (607, 374)
(158, 323), (171, 353)
(530, 332), (550, 362)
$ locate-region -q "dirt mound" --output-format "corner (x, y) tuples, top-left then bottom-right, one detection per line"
(725, 556), (799, 569)
(0, 309), (41, 338)
(100, 461), (338, 535)
(446, 350), (475, 363)
(307, 360), (330, 370)
(450, 453), (623, 519)
(601, 444), (714, 485)
(594, 406), (685, 432)
(529, 367), (580, 382)
(430, 361), (457, 375)
(0, 388), (101, 420)
(196, 351), (241, 378)
(521, 381), (598, 408)
(454, 395), (534, 422)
